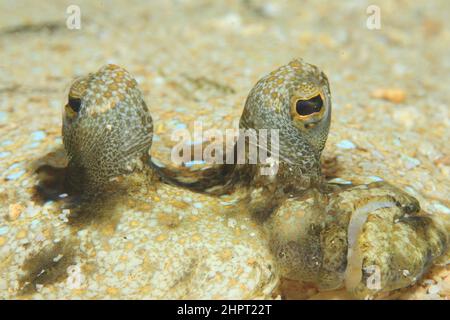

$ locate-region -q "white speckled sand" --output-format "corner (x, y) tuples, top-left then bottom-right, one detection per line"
(0, 0), (449, 299)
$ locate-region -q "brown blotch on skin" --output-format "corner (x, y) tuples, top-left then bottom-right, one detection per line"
(18, 239), (77, 296)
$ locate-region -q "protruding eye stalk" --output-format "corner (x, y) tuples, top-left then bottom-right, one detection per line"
(291, 93), (326, 125)
(67, 96), (82, 113)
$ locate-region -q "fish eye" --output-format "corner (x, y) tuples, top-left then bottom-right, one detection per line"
(295, 94), (323, 116)
(67, 96), (82, 113)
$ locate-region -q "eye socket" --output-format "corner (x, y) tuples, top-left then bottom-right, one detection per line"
(68, 96), (82, 113)
(295, 95), (323, 116)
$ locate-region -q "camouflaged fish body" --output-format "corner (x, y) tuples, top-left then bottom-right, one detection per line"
(61, 61), (449, 299)
(268, 182), (448, 298)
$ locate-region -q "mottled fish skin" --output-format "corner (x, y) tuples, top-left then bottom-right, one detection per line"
(267, 181), (449, 298)
(151, 59), (332, 220)
(62, 64), (153, 197)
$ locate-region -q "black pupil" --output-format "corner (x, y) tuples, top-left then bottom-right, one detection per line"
(68, 97), (81, 112)
(296, 95), (323, 116)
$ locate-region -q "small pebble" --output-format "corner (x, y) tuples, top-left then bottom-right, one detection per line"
(0, 226), (9, 236)
(402, 155), (421, 170)
(8, 203), (24, 220)
(367, 176), (384, 182)
(30, 219), (41, 228)
(153, 77), (165, 85)
(434, 155), (450, 166)
(8, 163), (21, 170)
(174, 123), (187, 130)
(393, 138), (402, 146)
(432, 203), (450, 215)
(220, 200), (237, 206)
(336, 140), (356, 149)
(328, 177), (352, 185)
(6, 170), (25, 180)
(193, 202), (203, 209)
(26, 206), (39, 218)
(31, 130), (46, 141)
(0, 140), (13, 147)
(371, 88), (406, 103)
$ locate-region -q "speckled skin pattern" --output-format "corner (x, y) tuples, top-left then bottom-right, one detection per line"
(268, 182), (448, 298)
(63, 64), (153, 196)
(153, 59), (332, 220)
(61, 61), (448, 298)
